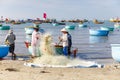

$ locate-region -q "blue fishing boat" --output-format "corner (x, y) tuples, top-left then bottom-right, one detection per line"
(65, 25), (75, 30)
(0, 26), (10, 30)
(100, 27), (114, 31)
(0, 45), (9, 58)
(89, 29), (109, 36)
(111, 44), (120, 62)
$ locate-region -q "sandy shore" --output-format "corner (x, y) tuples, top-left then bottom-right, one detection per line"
(0, 59), (120, 80)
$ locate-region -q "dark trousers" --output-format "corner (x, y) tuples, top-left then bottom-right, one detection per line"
(9, 44), (15, 54)
(68, 46), (71, 56)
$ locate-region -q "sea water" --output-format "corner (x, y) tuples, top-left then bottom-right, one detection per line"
(0, 21), (120, 64)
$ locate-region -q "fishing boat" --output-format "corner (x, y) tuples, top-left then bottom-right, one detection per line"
(52, 23), (59, 26)
(109, 18), (120, 22)
(52, 22), (66, 26)
(0, 45), (9, 58)
(65, 25), (75, 30)
(114, 23), (120, 28)
(100, 27), (114, 31)
(78, 24), (87, 28)
(93, 19), (104, 24)
(0, 25), (10, 30)
(89, 29), (109, 36)
(111, 44), (120, 62)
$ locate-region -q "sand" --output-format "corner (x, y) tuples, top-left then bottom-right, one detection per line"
(0, 59), (120, 80)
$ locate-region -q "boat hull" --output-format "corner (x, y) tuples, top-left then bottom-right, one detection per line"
(79, 24), (87, 28)
(0, 26), (10, 30)
(0, 45), (9, 58)
(89, 29), (109, 36)
(65, 25), (75, 30)
(101, 27), (114, 31)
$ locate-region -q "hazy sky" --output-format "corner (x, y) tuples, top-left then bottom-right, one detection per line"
(0, 0), (120, 20)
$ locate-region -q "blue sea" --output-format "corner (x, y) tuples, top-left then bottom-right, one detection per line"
(0, 21), (120, 64)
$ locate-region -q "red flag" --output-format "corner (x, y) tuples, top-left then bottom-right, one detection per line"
(43, 13), (47, 19)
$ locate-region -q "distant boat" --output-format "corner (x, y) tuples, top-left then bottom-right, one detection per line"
(65, 25), (75, 30)
(109, 18), (120, 22)
(52, 23), (59, 26)
(0, 25), (10, 30)
(78, 24), (87, 28)
(100, 27), (114, 31)
(52, 22), (66, 26)
(114, 23), (120, 28)
(93, 19), (104, 24)
(89, 29), (109, 36)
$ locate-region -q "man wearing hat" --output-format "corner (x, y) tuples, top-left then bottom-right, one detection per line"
(5, 29), (16, 60)
(59, 28), (72, 57)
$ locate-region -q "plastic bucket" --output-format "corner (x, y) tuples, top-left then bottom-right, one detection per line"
(111, 44), (120, 62)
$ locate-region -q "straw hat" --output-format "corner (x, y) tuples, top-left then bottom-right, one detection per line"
(61, 28), (68, 32)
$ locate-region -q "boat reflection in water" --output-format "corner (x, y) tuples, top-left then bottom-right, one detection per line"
(89, 36), (108, 43)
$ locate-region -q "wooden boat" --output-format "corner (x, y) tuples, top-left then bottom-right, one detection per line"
(79, 24), (87, 28)
(111, 44), (120, 62)
(0, 26), (10, 30)
(89, 29), (109, 36)
(65, 25), (75, 30)
(93, 19), (104, 24)
(0, 45), (9, 58)
(109, 18), (120, 22)
(100, 27), (114, 31)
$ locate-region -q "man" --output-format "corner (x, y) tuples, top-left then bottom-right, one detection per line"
(5, 29), (16, 60)
(59, 28), (72, 57)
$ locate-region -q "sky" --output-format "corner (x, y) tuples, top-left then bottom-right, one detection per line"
(0, 0), (120, 20)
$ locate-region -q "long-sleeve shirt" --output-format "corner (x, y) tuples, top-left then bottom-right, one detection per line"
(61, 33), (72, 47)
(31, 31), (40, 46)
(5, 33), (16, 45)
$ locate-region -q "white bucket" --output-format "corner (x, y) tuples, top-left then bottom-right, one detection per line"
(111, 44), (120, 62)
